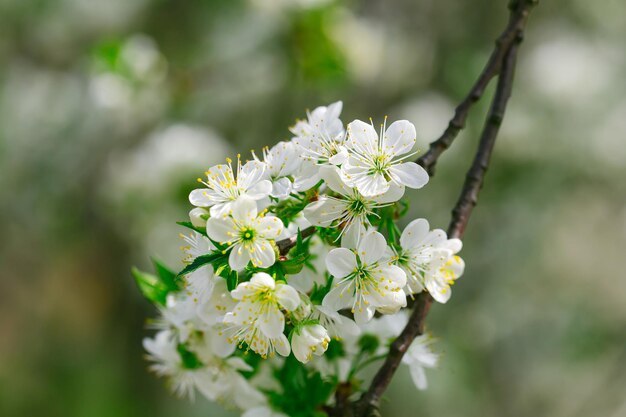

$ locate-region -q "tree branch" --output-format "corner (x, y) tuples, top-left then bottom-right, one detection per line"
(355, 2), (535, 415)
(276, 225), (316, 255)
(417, 0), (536, 175)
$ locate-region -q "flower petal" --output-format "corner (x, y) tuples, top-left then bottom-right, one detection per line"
(189, 188), (217, 207)
(275, 284), (301, 311)
(355, 172), (389, 197)
(270, 177), (293, 199)
(249, 240), (276, 268)
(347, 119), (378, 154)
(249, 272), (275, 289)
(353, 305), (375, 325)
(229, 243), (251, 271)
(372, 182), (405, 203)
(322, 282), (353, 311)
(326, 248), (357, 278)
(303, 198), (346, 227)
(408, 363), (428, 390)
(258, 306), (285, 337)
(231, 196), (258, 221)
(383, 120), (416, 157)
(238, 160), (267, 190)
(247, 179), (272, 200)
(257, 216), (284, 240)
(357, 231), (387, 265)
(389, 162), (429, 189)
(400, 218), (430, 249)
(206, 217), (235, 243)
(274, 333), (291, 357)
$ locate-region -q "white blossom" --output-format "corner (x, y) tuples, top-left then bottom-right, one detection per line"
(311, 304), (360, 339)
(291, 101), (345, 165)
(190, 335), (266, 410)
(206, 197), (283, 270)
(253, 141), (302, 198)
(395, 218), (464, 303)
(303, 167), (403, 247)
(342, 119), (429, 197)
(189, 156), (272, 217)
(322, 231), (407, 324)
(291, 323), (331, 363)
(223, 272), (300, 358)
(143, 330), (212, 400)
(402, 334), (438, 390)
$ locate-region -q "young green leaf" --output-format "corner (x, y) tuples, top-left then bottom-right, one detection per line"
(131, 267), (169, 306)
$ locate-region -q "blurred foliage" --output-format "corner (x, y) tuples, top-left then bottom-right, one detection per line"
(1, 0), (626, 417)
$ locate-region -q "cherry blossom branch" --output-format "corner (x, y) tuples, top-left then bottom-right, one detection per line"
(275, 1), (536, 257)
(354, 2), (536, 415)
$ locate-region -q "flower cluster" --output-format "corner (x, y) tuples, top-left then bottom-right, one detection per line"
(134, 102), (465, 416)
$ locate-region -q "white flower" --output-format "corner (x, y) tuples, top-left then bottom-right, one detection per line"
(180, 231), (216, 303)
(143, 330), (212, 400)
(341, 119), (429, 197)
(424, 249), (464, 304)
(157, 293), (199, 342)
(322, 231), (407, 324)
(190, 336), (266, 410)
(395, 218), (464, 303)
(291, 101), (345, 164)
(223, 272), (300, 358)
(206, 197), (284, 270)
(303, 167), (403, 247)
(311, 304), (360, 339)
(189, 156), (272, 217)
(291, 323), (331, 363)
(196, 278), (236, 329)
(242, 406), (289, 417)
(253, 141), (301, 198)
(402, 334), (438, 390)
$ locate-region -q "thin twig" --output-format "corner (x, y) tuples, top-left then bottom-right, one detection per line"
(277, 225), (316, 255)
(417, 0), (536, 175)
(355, 2), (534, 414)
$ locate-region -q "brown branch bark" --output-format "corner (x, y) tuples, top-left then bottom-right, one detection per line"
(354, 2), (535, 415)
(417, 0), (536, 175)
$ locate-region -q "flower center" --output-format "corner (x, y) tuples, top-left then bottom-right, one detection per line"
(240, 227), (256, 242)
(348, 196), (368, 215)
(370, 153), (391, 175)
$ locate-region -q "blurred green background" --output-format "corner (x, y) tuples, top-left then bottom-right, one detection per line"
(1, 0), (625, 416)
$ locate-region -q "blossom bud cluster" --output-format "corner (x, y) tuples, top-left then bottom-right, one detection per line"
(136, 102), (465, 416)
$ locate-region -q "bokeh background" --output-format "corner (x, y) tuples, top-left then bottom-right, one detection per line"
(1, 0), (625, 416)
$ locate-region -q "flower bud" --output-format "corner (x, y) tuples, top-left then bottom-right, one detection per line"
(291, 323), (330, 364)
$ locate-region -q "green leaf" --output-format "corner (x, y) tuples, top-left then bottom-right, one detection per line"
(177, 251), (223, 276)
(131, 267), (169, 306)
(151, 258), (180, 291)
(267, 355), (335, 416)
(176, 344), (204, 370)
(176, 221), (207, 236)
